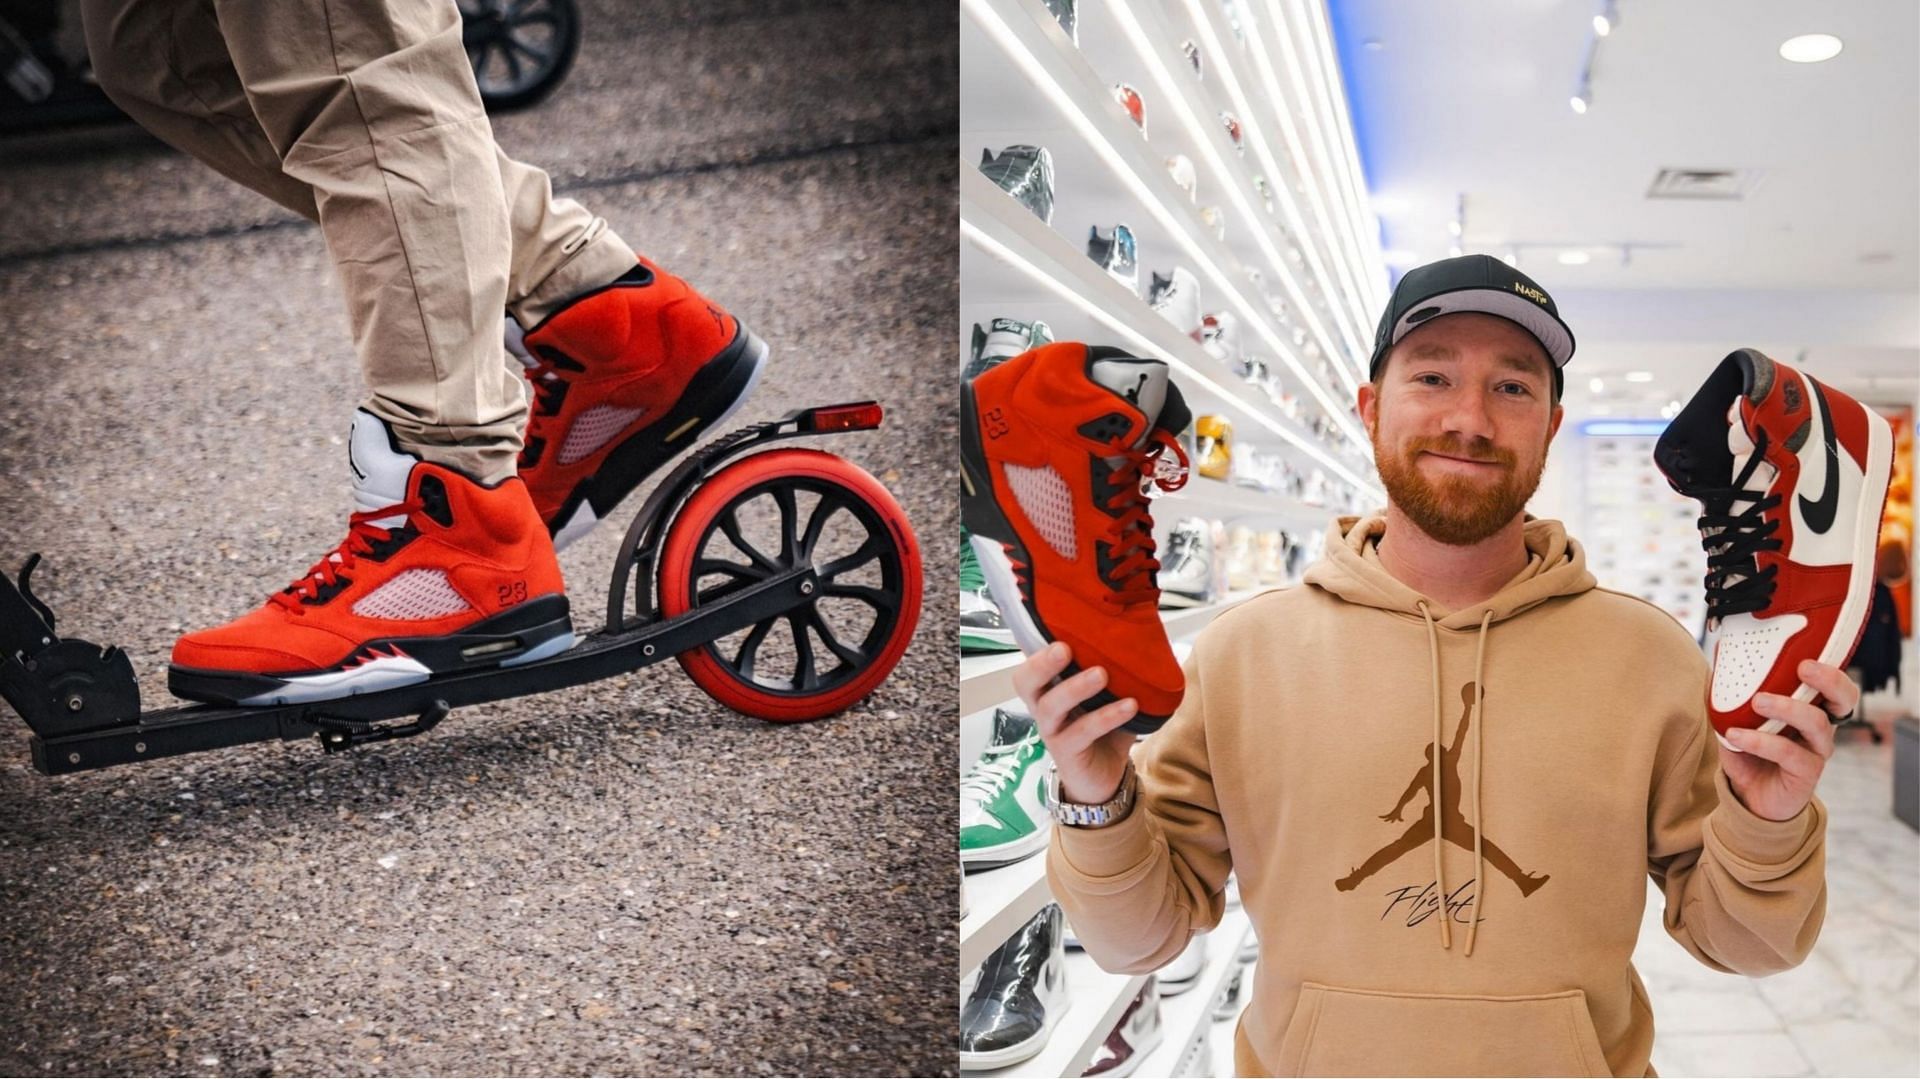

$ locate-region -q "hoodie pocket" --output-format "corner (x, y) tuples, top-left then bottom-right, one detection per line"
(1275, 981), (1612, 1077)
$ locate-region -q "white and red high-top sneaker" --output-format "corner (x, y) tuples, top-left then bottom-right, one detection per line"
(1655, 349), (1894, 744)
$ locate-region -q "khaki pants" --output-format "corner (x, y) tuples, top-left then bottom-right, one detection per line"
(79, 0), (639, 483)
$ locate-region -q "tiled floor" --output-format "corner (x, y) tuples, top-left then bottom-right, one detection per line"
(1638, 728), (1920, 1078)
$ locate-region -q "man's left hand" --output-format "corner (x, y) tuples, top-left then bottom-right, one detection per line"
(1718, 660), (1861, 822)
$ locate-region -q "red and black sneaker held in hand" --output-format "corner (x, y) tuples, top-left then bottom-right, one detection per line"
(510, 257), (768, 551)
(961, 341), (1193, 733)
(1655, 349), (1894, 744)
(169, 410), (575, 706)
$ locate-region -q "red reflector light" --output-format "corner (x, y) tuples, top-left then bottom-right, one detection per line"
(803, 402), (884, 432)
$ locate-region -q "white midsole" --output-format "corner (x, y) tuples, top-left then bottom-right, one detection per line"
(238, 654), (432, 706)
(960, 821), (1051, 868)
(968, 532), (1049, 656)
(959, 985), (1069, 1070)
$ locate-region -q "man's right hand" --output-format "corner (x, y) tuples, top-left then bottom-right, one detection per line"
(1011, 641), (1141, 807)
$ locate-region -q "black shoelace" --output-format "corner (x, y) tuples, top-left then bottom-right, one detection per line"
(1692, 428), (1784, 620)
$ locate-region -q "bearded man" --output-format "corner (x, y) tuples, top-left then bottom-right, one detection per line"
(1016, 255), (1851, 1077)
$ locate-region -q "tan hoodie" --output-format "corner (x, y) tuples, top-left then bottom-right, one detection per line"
(1048, 514), (1826, 1078)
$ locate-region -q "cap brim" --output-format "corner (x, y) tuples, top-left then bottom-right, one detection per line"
(1390, 287), (1575, 368)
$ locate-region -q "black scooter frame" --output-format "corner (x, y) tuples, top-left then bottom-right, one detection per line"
(0, 403), (883, 776)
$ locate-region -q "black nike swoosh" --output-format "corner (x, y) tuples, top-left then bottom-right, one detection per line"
(1797, 379), (1840, 534)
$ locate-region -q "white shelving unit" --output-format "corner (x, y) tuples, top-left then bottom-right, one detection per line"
(963, 909), (1255, 1079)
(1132, 913), (1254, 1078)
(959, 586), (1275, 716)
(960, 163), (1378, 498)
(959, 3), (1384, 1074)
(961, 852), (1054, 973)
(969, 955), (1146, 1079)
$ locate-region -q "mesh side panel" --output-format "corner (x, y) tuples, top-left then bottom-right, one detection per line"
(1005, 463), (1076, 560)
(560, 404), (647, 465)
(352, 568), (473, 621)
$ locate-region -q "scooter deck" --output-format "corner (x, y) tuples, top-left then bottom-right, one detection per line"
(16, 564), (815, 776)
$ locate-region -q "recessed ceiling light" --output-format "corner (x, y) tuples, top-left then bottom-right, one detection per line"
(1557, 250), (1591, 266)
(1779, 33), (1843, 63)
(1589, 377), (1605, 395)
(1625, 371), (1654, 383)
(1363, 38), (1384, 51)
(1569, 93), (1589, 115)
(1593, 14), (1612, 37)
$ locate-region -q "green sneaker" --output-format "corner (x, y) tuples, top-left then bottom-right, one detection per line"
(965, 318), (1055, 381)
(960, 527), (1020, 654)
(961, 709), (1051, 870)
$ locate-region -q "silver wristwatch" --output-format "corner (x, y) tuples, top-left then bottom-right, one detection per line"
(1046, 762), (1136, 828)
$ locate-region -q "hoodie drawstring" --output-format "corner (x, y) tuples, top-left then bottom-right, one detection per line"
(1467, 608), (1491, 957)
(1416, 601), (1448, 950)
(1416, 601), (1495, 956)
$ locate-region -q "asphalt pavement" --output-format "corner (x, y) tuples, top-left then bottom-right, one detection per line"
(0, 2), (958, 1075)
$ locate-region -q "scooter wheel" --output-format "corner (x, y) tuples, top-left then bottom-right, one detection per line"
(657, 448), (921, 722)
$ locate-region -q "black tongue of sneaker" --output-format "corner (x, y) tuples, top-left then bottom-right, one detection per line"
(1654, 351), (1758, 493)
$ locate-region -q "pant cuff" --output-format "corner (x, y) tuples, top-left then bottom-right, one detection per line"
(511, 224), (638, 329)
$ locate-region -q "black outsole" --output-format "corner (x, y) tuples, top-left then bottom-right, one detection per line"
(546, 324), (766, 540)
(168, 594), (575, 706)
(960, 379), (1169, 736)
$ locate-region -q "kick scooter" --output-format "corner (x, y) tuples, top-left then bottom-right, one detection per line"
(0, 402), (922, 776)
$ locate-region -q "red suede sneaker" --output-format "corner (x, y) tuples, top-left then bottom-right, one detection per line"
(509, 258), (767, 550)
(1655, 349), (1894, 744)
(960, 342), (1192, 733)
(169, 410), (573, 706)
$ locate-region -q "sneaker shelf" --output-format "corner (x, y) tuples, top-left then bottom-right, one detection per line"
(965, 952), (1144, 1078)
(960, 0), (1385, 478)
(963, 0), (1374, 400)
(961, 854), (1054, 974)
(1132, 911), (1253, 1079)
(961, 167), (1377, 503)
(959, 588), (1270, 716)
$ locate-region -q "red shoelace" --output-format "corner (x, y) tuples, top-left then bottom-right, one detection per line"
(1099, 429), (1189, 607)
(270, 499), (423, 613)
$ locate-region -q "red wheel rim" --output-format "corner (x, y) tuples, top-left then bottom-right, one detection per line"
(658, 449), (921, 722)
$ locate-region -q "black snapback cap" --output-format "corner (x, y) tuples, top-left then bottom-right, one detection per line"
(1369, 254), (1576, 396)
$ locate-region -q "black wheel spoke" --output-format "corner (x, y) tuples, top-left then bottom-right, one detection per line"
(807, 608), (868, 668)
(798, 492), (843, 561)
(466, 42), (488, 78)
(773, 485), (800, 564)
(818, 535), (884, 580)
(508, 37), (553, 68)
(695, 578), (754, 605)
(719, 508), (784, 573)
(734, 619), (775, 681)
(788, 614), (817, 691)
(694, 556), (765, 583)
(500, 40), (523, 84)
(823, 582), (892, 611)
